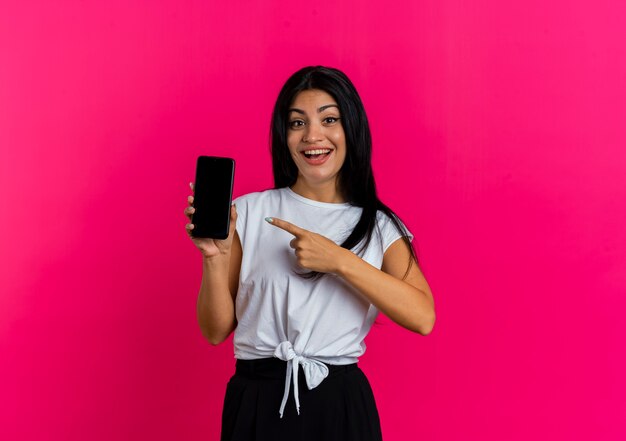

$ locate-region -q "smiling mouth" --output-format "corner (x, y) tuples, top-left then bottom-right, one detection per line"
(302, 148), (332, 159)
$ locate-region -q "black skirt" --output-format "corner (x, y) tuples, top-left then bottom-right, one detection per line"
(221, 357), (383, 441)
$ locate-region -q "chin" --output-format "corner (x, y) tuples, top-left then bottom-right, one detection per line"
(302, 171), (339, 185)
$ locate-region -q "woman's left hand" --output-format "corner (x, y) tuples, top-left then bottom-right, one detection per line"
(266, 217), (351, 274)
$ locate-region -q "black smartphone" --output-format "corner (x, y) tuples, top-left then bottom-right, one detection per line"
(191, 156), (235, 239)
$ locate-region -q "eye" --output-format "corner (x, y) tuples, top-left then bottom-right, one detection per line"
(288, 120), (305, 129)
(323, 116), (340, 125)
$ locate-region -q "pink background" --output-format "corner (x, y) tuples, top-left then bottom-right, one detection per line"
(1, 1), (625, 440)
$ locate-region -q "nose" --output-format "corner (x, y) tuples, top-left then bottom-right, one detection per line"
(303, 122), (323, 143)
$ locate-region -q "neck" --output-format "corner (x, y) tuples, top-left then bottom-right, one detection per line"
(290, 177), (345, 204)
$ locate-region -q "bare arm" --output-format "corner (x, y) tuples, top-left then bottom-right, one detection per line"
(338, 239), (435, 335)
(266, 217), (435, 335)
(196, 231), (242, 345)
(185, 185), (242, 345)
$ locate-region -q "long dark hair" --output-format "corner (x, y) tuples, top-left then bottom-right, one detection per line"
(270, 65), (418, 278)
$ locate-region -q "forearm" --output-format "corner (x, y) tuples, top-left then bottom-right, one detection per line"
(196, 256), (236, 344)
(336, 251), (435, 335)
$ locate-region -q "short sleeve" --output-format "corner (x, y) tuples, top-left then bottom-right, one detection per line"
(232, 194), (248, 248)
(377, 212), (414, 254)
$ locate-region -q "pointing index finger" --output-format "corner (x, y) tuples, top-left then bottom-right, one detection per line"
(265, 217), (306, 236)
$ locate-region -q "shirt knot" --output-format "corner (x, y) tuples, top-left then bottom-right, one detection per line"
(273, 341), (329, 418)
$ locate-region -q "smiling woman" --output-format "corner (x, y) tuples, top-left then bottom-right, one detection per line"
(286, 89), (347, 198)
(185, 66), (435, 441)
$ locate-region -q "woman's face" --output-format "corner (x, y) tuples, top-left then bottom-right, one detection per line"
(286, 89), (346, 188)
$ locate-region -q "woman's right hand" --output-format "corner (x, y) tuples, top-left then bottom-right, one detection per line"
(185, 182), (238, 259)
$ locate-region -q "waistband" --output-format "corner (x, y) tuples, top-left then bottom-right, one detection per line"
(237, 341), (359, 419)
(235, 357), (358, 380)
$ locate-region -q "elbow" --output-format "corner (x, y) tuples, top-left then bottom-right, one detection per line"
(414, 310), (436, 336)
(199, 324), (233, 346)
(397, 295), (436, 335)
(203, 329), (230, 346)
(417, 291), (436, 336)
(418, 322), (435, 336)
(207, 334), (228, 346)
(197, 311), (236, 346)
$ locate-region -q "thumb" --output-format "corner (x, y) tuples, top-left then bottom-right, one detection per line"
(228, 205), (237, 235)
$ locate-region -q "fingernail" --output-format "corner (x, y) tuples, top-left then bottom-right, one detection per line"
(265, 217), (273, 223)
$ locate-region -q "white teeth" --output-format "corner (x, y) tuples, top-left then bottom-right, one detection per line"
(303, 149), (331, 156)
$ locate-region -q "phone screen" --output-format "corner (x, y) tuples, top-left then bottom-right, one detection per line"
(191, 156), (235, 239)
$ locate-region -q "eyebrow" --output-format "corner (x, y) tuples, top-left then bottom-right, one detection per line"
(288, 104), (339, 114)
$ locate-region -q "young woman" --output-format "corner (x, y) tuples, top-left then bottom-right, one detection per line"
(185, 66), (435, 441)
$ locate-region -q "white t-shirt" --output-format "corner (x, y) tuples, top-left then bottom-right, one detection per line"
(232, 187), (413, 416)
